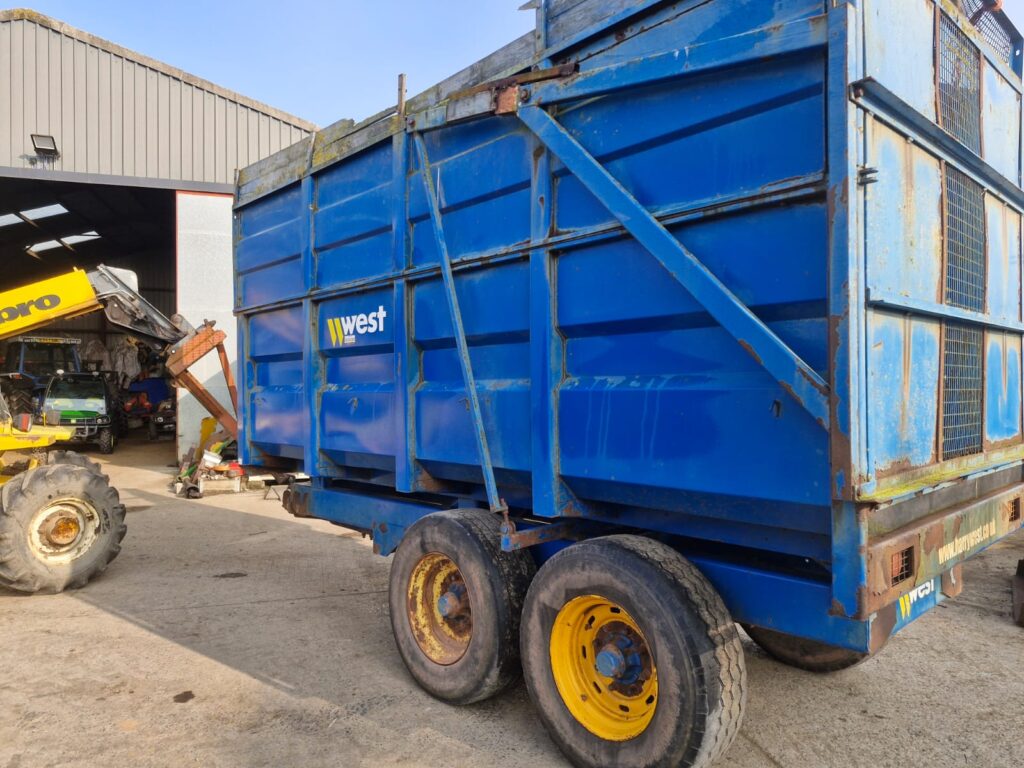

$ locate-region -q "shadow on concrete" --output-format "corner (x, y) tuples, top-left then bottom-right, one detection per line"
(3, 437), (1024, 768)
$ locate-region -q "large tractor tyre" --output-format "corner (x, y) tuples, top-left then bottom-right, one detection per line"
(0, 464), (126, 594)
(97, 428), (115, 455)
(388, 509), (537, 705)
(521, 535), (746, 768)
(741, 624), (871, 673)
(5, 389), (33, 417)
(46, 450), (106, 478)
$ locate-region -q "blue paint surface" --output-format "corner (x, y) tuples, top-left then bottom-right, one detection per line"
(234, 1), (1024, 650)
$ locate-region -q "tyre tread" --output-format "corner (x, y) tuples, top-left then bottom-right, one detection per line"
(0, 465), (125, 594)
(609, 536), (747, 768)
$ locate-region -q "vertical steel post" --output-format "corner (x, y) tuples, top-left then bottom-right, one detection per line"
(827, 2), (867, 617)
(528, 134), (562, 517)
(299, 174), (319, 476)
(411, 133), (506, 514)
(392, 130), (416, 493)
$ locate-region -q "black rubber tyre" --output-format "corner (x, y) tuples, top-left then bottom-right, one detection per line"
(742, 624), (871, 673)
(46, 450), (106, 478)
(147, 419), (158, 441)
(0, 464), (126, 593)
(521, 535), (746, 768)
(97, 428), (115, 455)
(388, 509), (536, 705)
(5, 388), (33, 417)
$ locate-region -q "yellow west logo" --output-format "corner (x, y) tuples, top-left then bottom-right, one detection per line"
(325, 305), (388, 348)
(898, 580), (934, 620)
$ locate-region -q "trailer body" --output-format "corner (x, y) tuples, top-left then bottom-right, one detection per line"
(233, 0), (1024, 654)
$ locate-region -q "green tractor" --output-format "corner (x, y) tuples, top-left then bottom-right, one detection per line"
(0, 383), (126, 593)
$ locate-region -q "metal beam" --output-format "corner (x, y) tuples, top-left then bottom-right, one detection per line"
(525, 14), (827, 107)
(518, 104), (830, 428)
(412, 133), (507, 513)
(852, 77), (1024, 211)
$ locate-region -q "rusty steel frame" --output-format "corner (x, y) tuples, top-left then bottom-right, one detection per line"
(165, 322), (239, 439)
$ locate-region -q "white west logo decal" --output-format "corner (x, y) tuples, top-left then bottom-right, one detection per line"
(326, 305), (387, 347)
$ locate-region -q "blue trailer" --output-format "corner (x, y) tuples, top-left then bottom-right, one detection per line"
(234, 1), (1024, 765)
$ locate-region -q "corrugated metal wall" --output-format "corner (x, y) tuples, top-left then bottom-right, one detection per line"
(0, 11), (315, 186)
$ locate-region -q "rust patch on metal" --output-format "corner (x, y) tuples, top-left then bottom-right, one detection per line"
(495, 86), (519, 115)
(870, 603), (898, 654)
(796, 365), (830, 395)
(779, 382), (804, 412)
(828, 309), (854, 499)
(737, 339), (762, 366)
(449, 63), (577, 101)
(940, 563), (963, 598)
(875, 457), (915, 480)
(861, 482), (1024, 617)
(922, 519), (945, 555)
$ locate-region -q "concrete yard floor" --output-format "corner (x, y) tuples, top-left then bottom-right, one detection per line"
(2, 438), (1023, 768)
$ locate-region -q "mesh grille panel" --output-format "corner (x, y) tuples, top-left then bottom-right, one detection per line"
(939, 13), (982, 153)
(960, 0), (1015, 66)
(944, 166), (986, 312)
(943, 324), (984, 460)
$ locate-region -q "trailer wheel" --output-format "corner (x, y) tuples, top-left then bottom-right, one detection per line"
(741, 624), (870, 673)
(388, 509), (536, 705)
(521, 535), (746, 768)
(0, 464), (126, 593)
(46, 450), (105, 478)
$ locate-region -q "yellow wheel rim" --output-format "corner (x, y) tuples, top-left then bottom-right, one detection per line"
(406, 552), (472, 665)
(550, 595), (658, 741)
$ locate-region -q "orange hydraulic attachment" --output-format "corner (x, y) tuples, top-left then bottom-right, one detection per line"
(164, 321), (239, 440)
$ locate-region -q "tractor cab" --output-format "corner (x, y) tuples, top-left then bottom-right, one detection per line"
(0, 336), (82, 415)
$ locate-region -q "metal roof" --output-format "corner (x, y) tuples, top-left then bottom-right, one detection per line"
(0, 8), (317, 191)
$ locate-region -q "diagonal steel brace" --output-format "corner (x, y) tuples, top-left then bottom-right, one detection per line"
(517, 104), (830, 429)
(412, 133), (507, 514)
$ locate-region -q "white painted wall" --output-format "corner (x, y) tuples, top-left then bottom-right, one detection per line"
(174, 191), (235, 453)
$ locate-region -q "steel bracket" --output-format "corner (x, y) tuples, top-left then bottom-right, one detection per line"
(501, 518), (584, 551)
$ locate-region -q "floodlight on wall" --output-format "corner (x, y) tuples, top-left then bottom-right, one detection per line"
(30, 134), (59, 158)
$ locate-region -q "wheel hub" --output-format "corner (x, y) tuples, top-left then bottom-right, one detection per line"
(549, 595), (658, 741)
(27, 497), (100, 565)
(40, 513), (82, 547)
(594, 622), (650, 692)
(437, 583), (468, 619)
(407, 552), (473, 665)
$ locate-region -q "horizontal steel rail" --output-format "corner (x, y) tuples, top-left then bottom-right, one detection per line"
(526, 14), (828, 107)
(233, 175), (827, 317)
(852, 78), (1024, 212)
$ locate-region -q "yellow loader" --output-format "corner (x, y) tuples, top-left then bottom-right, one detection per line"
(0, 266), (237, 593)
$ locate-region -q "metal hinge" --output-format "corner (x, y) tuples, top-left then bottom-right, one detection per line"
(857, 166), (879, 186)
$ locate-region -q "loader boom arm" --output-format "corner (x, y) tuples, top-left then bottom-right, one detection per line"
(0, 265), (237, 438)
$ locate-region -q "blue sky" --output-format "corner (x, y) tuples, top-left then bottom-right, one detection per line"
(18, 1), (1024, 128)
(23, 1), (535, 127)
